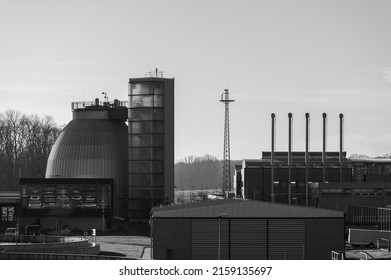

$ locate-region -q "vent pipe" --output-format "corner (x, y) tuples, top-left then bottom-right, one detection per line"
(339, 113), (344, 182)
(271, 113), (276, 203)
(305, 113), (310, 206)
(322, 113), (327, 183)
(288, 112), (293, 204)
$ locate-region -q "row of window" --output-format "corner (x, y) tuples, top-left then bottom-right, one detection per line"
(129, 95), (164, 108)
(128, 174), (164, 186)
(361, 166), (391, 176)
(129, 108), (164, 121)
(321, 188), (385, 196)
(22, 185), (111, 197)
(128, 135), (164, 147)
(128, 147), (164, 161)
(128, 188), (164, 200)
(130, 82), (164, 96)
(128, 161), (164, 173)
(1, 206), (14, 222)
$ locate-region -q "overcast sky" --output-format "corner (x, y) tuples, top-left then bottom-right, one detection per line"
(1, 0), (390, 161)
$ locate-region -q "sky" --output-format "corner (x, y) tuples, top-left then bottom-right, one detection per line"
(1, 0), (390, 161)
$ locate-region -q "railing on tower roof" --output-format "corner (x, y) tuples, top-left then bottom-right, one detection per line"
(145, 68), (164, 78)
(71, 99), (128, 111)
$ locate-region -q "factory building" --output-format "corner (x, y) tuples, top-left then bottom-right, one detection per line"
(151, 199), (345, 260)
(239, 155), (391, 208)
(0, 191), (20, 232)
(19, 178), (113, 233)
(237, 113), (391, 212)
(15, 71), (175, 231)
(240, 151), (352, 205)
(45, 98), (128, 218)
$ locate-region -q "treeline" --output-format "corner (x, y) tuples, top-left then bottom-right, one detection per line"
(0, 110), (62, 191)
(175, 154), (242, 191)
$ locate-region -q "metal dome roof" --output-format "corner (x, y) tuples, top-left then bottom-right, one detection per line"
(45, 105), (128, 217)
(46, 119), (127, 177)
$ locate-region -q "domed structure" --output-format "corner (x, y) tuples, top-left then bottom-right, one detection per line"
(45, 99), (128, 217)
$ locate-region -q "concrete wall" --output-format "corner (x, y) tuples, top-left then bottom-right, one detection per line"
(0, 235), (99, 255)
(152, 218), (191, 260)
(20, 216), (105, 232)
(305, 218), (345, 260)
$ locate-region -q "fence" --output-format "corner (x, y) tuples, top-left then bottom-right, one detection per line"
(346, 205), (391, 230)
(0, 251), (135, 260)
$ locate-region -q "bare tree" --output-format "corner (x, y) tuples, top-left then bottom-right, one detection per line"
(0, 110), (62, 191)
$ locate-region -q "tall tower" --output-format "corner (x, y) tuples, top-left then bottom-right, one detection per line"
(220, 89), (234, 195)
(128, 70), (174, 221)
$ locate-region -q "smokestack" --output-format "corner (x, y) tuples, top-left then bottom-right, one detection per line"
(305, 113), (310, 206)
(339, 113), (344, 182)
(322, 113), (327, 183)
(271, 113), (276, 202)
(305, 113), (310, 164)
(339, 113), (344, 164)
(288, 112), (293, 204)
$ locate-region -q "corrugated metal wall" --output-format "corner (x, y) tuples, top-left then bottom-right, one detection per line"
(45, 119), (128, 217)
(268, 219), (305, 260)
(230, 219), (267, 260)
(191, 219), (230, 260)
(191, 218), (306, 260)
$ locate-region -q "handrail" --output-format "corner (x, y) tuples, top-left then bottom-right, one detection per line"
(377, 238), (391, 252)
(331, 250), (344, 260)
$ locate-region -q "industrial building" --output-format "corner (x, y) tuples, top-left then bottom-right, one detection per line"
(128, 73), (175, 221)
(239, 155), (391, 209)
(0, 191), (20, 233)
(236, 113), (391, 212)
(14, 71), (175, 232)
(151, 199), (345, 260)
(45, 98), (128, 218)
(19, 178), (113, 233)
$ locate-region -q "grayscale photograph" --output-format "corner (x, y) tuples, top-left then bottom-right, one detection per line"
(0, 0), (391, 271)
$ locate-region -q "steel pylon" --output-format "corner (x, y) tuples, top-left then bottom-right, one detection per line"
(220, 89), (234, 195)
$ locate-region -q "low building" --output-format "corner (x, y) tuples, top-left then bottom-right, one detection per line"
(0, 191), (20, 232)
(151, 199), (344, 260)
(314, 182), (391, 211)
(238, 152), (391, 210)
(19, 178), (113, 233)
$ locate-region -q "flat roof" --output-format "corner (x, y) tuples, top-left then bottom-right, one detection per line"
(152, 199), (344, 218)
(20, 178), (114, 185)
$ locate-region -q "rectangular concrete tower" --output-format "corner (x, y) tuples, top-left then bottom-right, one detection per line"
(128, 74), (174, 220)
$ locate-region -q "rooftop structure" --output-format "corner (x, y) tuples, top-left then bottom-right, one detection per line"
(45, 98), (128, 218)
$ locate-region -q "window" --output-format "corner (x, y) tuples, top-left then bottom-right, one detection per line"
(129, 135), (164, 147)
(129, 108), (164, 121)
(321, 188), (344, 196)
(128, 121), (164, 134)
(128, 174), (164, 186)
(130, 82), (164, 95)
(128, 161), (164, 173)
(130, 95), (154, 107)
(1, 206), (14, 222)
(353, 188), (383, 196)
(128, 147), (164, 160)
(153, 95), (164, 107)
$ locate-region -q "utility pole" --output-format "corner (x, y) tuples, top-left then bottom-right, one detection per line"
(220, 89), (234, 196)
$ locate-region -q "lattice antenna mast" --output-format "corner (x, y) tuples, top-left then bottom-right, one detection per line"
(220, 89), (235, 195)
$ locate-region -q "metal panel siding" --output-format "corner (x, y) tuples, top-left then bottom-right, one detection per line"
(230, 219), (267, 260)
(152, 199), (344, 218)
(268, 219), (305, 260)
(192, 219), (229, 260)
(45, 119), (128, 217)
